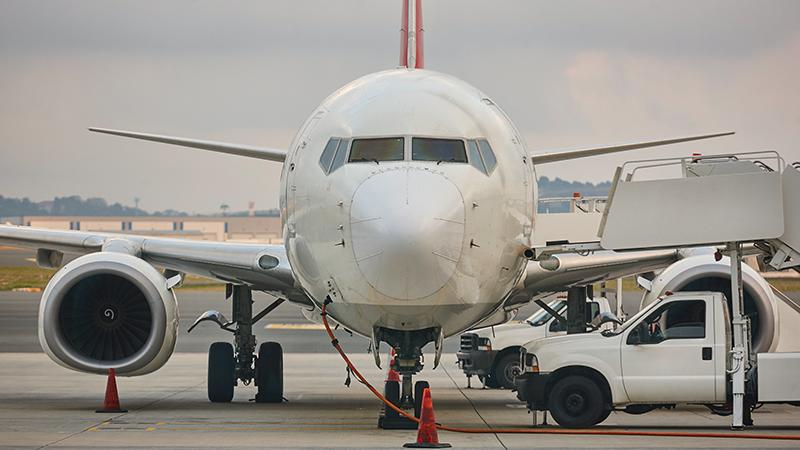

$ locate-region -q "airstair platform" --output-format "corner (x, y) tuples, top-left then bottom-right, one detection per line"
(598, 152), (800, 271)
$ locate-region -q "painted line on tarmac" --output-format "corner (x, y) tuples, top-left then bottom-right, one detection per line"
(153, 426), (375, 431)
(93, 421), (374, 432)
(265, 323), (326, 330)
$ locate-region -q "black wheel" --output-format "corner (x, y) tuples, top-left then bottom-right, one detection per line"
(208, 342), (235, 403)
(547, 375), (605, 428)
(256, 342), (283, 403)
(596, 407), (612, 424)
(706, 404), (733, 416)
(413, 380), (430, 418)
(482, 375), (500, 389)
(492, 353), (522, 390)
(383, 380), (401, 419)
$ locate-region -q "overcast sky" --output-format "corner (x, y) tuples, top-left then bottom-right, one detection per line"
(1, 0), (798, 213)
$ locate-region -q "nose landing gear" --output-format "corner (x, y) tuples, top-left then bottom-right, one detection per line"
(189, 285), (285, 403)
(376, 328), (438, 429)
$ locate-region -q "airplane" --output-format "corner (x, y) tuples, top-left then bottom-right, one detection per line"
(0, 0), (781, 422)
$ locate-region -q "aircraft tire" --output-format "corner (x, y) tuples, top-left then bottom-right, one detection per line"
(208, 342), (235, 402)
(413, 380), (430, 418)
(256, 342), (283, 403)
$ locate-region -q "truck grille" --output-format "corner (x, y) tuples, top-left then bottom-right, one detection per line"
(460, 333), (478, 352)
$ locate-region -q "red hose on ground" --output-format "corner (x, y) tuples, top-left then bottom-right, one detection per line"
(320, 300), (800, 441)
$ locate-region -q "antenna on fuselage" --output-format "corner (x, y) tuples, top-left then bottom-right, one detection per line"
(399, 0), (424, 69)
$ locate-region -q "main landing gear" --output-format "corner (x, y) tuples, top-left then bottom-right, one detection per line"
(188, 285), (285, 403)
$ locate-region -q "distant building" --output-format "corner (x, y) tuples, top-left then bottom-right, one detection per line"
(13, 216), (283, 244)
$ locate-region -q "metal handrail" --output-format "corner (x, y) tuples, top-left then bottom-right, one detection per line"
(621, 151), (783, 181)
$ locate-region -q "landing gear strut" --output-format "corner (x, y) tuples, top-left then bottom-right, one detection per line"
(189, 285), (285, 403)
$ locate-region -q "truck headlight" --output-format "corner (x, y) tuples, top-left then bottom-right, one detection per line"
(521, 350), (539, 373)
(477, 337), (492, 351)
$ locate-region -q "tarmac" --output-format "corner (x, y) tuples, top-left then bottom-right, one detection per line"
(1, 352), (800, 449)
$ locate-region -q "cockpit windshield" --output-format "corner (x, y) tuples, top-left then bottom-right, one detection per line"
(348, 137), (404, 163)
(412, 138), (467, 163)
(526, 299), (567, 327)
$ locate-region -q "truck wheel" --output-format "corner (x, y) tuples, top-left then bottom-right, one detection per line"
(596, 407), (612, 424)
(493, 353), (522, 390)
(482, 375), (500, 389)
(547, 375), (605, 427)
(208, 342), (235, 403)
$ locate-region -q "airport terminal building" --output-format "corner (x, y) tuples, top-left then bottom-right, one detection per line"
(3, 215), (283, 243)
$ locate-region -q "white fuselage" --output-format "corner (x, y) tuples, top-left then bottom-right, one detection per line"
(280, 69), (537, 338)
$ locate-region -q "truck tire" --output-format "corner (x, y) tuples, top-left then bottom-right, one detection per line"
(596, 407), (612, 424)
(208, 342), (235, 403)
(547, 375), (605, 428)
(493, 353), (522, 390)
(482, 375), (500, 389)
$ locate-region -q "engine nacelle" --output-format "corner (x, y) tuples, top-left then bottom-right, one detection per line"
(38, 252), (179, 376)
(641, 252), (779, 353)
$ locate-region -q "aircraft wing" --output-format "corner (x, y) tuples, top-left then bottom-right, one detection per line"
(506, 249), (681, 307)
(0, 224), (309, 305)
(529, 132), (734, 165)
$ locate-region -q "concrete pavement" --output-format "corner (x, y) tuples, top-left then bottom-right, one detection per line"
(1, 353), (800, 449)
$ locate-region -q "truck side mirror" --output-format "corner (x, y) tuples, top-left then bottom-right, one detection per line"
(589, 311), (622, 330)
(549, 319), (566, 333)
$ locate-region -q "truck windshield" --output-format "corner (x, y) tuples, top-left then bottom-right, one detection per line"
(526, 300), (566, 327)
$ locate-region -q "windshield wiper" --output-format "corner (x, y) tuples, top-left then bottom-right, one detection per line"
(352, 157), (380, 165)
(436, 158), (456, 165)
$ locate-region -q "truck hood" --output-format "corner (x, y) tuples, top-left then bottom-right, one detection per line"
(522, 332), (609, 353)
(470, 321), (528, 338)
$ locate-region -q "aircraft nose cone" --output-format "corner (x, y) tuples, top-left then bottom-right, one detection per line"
(350, 169), (465, 300)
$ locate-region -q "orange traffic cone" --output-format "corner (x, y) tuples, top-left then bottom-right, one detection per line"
(96, 368), (127, 413)
(386, 348), (401, 383)
(404, 388), (451, 448)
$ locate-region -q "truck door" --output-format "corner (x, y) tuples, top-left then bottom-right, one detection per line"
(620, 298), (716, 402)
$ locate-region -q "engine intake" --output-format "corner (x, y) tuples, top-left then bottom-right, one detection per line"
(641, 253), (779, 353)
(39, 252), (179, 376)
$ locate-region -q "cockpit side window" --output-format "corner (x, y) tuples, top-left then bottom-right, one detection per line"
(477, 139), (497, 173)
(348, 137), (404, 163)
(319, 138), (340, 173)
(412, 138), (468, 163)
(329, 139), (350, 173)
(319, 138), (350, 174)
(466, 140), (486, 174)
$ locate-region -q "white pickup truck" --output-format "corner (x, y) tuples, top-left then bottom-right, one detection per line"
(456, 297), (612, 389)
(515, 291), (800, 427)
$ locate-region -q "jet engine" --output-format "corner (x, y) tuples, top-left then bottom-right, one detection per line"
(38, 252), (179, 376)
(641, 252), (780, 353)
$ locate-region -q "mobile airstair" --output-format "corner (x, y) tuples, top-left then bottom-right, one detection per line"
(597, 151), (800, 428)
(599, 152), (799, 272)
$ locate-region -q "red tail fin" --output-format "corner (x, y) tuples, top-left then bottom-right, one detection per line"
(399, 0), (424, 69)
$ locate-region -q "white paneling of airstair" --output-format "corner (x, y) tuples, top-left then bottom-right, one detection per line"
(599, 153), (800, 270)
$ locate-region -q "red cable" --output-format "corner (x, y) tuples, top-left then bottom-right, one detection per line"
(320, 301), (800, 441)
